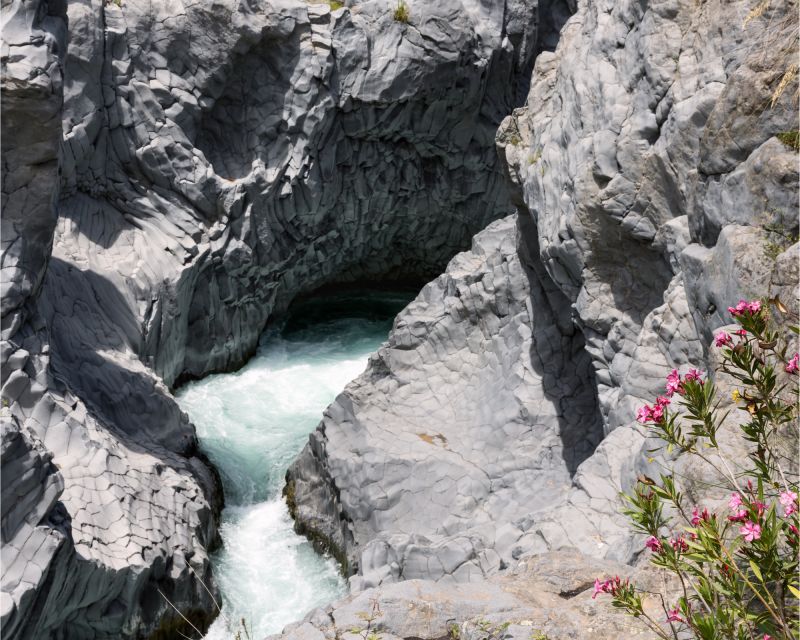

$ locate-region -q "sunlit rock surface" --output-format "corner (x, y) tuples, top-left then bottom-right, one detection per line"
(1, 0), (554, 635)
(269, 549), (667, 640)
(1, 0), (797, 635)
(288, 215), (604, 585)
(289, 0), (798, 591)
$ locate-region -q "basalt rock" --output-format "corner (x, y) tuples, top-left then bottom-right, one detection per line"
(268, 549), (668, 640)
(287, 215), (604, 585)
(1, 0), (553, 636)
(288, 0), (798, 592)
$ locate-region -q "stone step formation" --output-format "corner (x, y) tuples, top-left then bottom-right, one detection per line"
(1, 0), (797, 638)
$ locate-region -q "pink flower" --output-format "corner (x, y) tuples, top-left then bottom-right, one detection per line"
(728, 510), (749, 522)
(665, 369), (682, 396)
(780, 490), (798, 517)
(670, 536), (689, 552)
(691, 506), (709, 525)
(644, 536), (662, 552)
(728, 300), (749, 316)
(740, 521), (762, 542)
(650, 404), (665, 422)
(714, 331), (733, 347)
(684, 368), (704, 383)
(666, 607), (683, 623)
(765, 635), (773, 640)
(636, 405), (652, 424)
(786, 353), (799, 375)
(728, 299), (762, 317)
(591, 576), (624, 598)
(735, 328), (748, 336)
(729, 493), (743, 510)
(753, 500), (767, 518)
(637, 400), (667, 424)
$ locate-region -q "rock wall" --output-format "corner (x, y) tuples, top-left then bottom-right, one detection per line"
(1, 0), (797, 635)
(288, 215), (604, 585)
(51, 0), (550, 390)
(1, 0), (557, 636)
(289, 0), (798, 591)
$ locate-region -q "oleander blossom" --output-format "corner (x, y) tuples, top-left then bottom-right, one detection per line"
(592, 576), (625, 599)
(728, 509), (749, 523)
(727, 299), (762, 316)
(714, 331), (733, 347)
(740, 521), (761, 542)
(666, 607), (683, 623)
(786, 353), (799, 375)
(729, 493), (743, 509)
(691, 506), (710, 526)
(670, 536), (689, 552)
(665, 369), (682, 396)
(684, 368), (704, 383)
(636, 395), (670, 424)
(644, 536), (662, 552)
(780, 490), (798, 517)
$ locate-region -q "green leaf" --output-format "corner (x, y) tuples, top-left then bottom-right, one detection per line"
(788, 584), (800, 599)
(748, 560), (762, 583)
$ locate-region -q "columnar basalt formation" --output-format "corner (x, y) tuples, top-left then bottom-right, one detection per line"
(1, 0), (556, 636)
(287, 215), (604, 585)
(1, 0), (797, 635)
(288, 0), (798, 590)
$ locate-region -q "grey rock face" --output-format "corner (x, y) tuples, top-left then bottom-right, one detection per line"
(51, 0), (549, 390)
(2, 0), (556, 636)
(288, 215), (603, 585)
(289, 0), (798, 593)
(270, 549), (666, 640)
(488, 0), (798, 561)
(1, 0), (66, 337)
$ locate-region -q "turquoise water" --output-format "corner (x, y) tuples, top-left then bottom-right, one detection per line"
(176, 292), (410, 639)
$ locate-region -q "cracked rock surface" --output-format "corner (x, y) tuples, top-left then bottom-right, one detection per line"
(288, 0), (798, 594)
(1, 0), (797, 635)
(287, 215), (604, 586)
(2, 0), (560, 636)
(268, 549), (667, 640)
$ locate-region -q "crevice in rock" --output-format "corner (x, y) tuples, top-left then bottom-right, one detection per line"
(517, 213), (604, 475)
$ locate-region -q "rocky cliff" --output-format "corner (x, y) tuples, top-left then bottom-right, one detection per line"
(1, 0), (797, 637)
(1, 0), (563, 636)
(288, 0), (798, 597)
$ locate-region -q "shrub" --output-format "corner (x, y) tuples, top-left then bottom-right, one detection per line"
(594, 298), (799, 640)
(393, 0), (409, 23)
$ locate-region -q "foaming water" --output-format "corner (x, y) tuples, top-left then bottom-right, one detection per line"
(176, 292), (410, 639)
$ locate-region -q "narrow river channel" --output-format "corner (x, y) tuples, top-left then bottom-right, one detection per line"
(176, 292), (411, 639)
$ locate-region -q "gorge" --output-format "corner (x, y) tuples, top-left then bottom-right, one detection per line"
(1, 0), (798, 638)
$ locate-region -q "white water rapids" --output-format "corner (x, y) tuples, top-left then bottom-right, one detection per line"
(176, 292), (410, 639)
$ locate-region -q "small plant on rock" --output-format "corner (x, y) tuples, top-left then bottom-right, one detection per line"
(593, 298), (799, 639)
(349, 598), (383, 640)
(393, 0), (410, 23)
